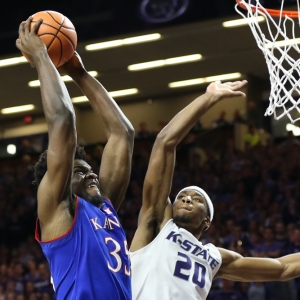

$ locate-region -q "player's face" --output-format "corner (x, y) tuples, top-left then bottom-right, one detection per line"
(172, 190), (209, 232)
(71, 159), (103, 207)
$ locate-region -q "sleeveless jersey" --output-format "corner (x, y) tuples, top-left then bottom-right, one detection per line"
(35, 197), (131, 300)
(130, 219), (222, 300)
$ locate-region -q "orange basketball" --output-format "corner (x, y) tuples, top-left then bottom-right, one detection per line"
(29, 11), (77, 67)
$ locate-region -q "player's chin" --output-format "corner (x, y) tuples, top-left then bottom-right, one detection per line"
(173, 214), (192, 225)
(85, 187), (101, 199)
(87, 194), (104, 207)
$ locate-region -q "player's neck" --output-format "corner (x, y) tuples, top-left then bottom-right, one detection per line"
(176, 222), (202, 240)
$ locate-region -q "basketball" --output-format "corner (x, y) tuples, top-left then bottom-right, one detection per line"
(28, 11), (77, 67)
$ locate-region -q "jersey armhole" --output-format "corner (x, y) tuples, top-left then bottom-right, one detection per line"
(35, 196), (79, 244)
(130, 219), (173, 255)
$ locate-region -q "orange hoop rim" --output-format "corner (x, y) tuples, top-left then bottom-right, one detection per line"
(236, 0), (299, 18)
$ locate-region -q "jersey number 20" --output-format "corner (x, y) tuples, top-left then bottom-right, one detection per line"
(173, 252), (206, 288)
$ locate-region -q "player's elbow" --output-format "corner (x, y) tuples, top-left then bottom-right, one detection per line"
(118, 125), (135, 149)
(48, 104), (76, 127)
(279, 266), (295, 281)
(49, 113), (77, 144)
(114, 121), (135, 142)
(276, 260), (293, 281)
(155, 130), (177, 150)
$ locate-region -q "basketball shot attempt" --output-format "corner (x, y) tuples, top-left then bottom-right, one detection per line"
(235, 0), (300, 123)
(21, 11), (77, 67)
(16, 14), (133, 300)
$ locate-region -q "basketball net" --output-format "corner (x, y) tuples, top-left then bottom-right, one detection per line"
(235, 0), (300, 123)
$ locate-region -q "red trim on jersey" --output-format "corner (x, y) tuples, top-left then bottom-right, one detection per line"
(35, 196), (79, 244)
(105, 198), (112, 204)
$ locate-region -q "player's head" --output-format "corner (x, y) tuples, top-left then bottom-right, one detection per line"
(172, 186), (214, 235)
(71, 157), (103, 207)
(33, 145), (103, 207)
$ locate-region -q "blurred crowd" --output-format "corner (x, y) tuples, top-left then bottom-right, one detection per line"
(0, 125), (300, 299)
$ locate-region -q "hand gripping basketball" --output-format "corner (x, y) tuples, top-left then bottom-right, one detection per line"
(20, 11), (77, 67)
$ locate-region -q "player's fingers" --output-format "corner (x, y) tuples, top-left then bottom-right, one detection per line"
(24, 16), (33, 35)
(15, 38), (21, 50)
(233, 80), (247, 90)
(18, 21), (26, 37)
(230, 81), (244, 86)
(223, 81), (242, 87)
(234, 91), (246, 97)
(231, 80), (247, 89)
(31, 18), (43, 34)
(230, 81), (242, 88)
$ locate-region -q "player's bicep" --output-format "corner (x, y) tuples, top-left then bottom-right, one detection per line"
(216, 248), (285, 282)
(37, 174), (62, 223)
(37, 121), (76, 223)
(143, 137), (175, 212)
(98, 133), (134, 209)
(131, 130), (175, 251)
(46, 115), (76, 172)
(130, 201), (171, 251)
(130, 206), (156, 252)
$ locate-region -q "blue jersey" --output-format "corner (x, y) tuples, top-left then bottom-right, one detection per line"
(35, 197), (131, 300)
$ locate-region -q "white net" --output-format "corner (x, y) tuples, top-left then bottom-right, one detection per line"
(235, 0), (300, 123)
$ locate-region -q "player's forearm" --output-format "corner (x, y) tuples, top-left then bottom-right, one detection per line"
(142, 92), (218, 210)
(34, 52), (75, 125)
(70, 71), (134, 136)
(158, 92), (218, 147)
(219, 251), (300, 282)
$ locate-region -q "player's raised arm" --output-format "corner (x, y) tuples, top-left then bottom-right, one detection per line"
(58, 53), (134, 210)
(16, 17), (76, 240)
(130, 80), (247, 251)
(217, 247), (300, 282)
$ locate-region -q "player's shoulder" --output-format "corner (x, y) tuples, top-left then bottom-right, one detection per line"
(203, 242), (220, 252)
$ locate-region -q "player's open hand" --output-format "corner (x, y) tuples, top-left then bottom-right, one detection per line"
(16, 17), (47, 68)
(206, 80), (247, 101)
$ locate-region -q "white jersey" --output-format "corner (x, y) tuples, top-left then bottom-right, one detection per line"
(130, 219), (222, 300)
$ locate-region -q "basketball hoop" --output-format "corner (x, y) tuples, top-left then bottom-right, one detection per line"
(236, 0), (298, 17)
(235, 0), (300, 123)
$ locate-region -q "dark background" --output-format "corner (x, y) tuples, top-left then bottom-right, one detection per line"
(1, 0), (296, 57)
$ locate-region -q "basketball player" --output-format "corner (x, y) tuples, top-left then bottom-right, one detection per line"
(17, 17), (133, 299)
(130, 80), (300, 299)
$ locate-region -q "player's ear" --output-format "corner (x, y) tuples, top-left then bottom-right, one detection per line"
(203, 217), (211, 231)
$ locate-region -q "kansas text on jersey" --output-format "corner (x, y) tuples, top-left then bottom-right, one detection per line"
(35, 196), (132, 300)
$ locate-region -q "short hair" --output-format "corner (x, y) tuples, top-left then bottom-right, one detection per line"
(33, 145), (86, 186)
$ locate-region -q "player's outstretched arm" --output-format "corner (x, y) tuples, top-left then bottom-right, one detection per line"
(130, 80), (247, 251)
(16, 17), (76, 240)
(58, 53), (134, 209)
(217, 247), (300, 282)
